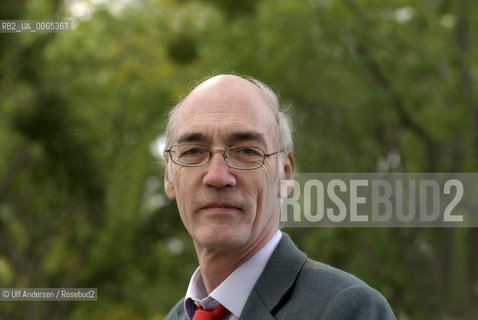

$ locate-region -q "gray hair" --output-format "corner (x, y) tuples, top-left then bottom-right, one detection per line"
(163, 75), (293, 161)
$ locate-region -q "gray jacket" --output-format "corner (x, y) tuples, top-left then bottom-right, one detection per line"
(164, 233), (396, 319)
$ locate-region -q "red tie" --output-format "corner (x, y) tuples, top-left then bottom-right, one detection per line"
(192, 304), (230, 320)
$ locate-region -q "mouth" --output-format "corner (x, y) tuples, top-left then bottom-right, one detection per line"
(200, 202), (242, 215)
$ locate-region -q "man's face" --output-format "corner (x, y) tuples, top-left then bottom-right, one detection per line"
(164, 75), (290, 252)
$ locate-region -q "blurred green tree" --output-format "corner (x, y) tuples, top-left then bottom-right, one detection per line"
(0, 0), (476, 319)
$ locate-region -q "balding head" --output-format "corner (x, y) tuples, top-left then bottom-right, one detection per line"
(164, 74), (293, 160)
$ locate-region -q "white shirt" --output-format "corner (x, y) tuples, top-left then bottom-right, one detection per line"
(184, 230), (282, 320)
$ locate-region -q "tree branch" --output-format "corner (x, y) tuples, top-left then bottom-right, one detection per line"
(343, 0), (438, 170)
(456, 0), (478, 168)
(455, 0), (478, 315)
(0, 140), (30, 201)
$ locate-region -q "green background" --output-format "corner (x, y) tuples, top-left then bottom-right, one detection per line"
(0, 0), (477, 319)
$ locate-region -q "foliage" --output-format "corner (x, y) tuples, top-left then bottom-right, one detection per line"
(0, 0), (477, 319)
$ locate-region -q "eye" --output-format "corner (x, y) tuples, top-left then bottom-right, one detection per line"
(179, 145), (207, 157)
(241, 147), (258, 154)
(235, 146), (262, 157)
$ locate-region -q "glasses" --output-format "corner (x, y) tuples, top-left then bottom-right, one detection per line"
(165, 144), (282, 170)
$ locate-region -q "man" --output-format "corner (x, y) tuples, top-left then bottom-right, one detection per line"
(163, 74), (396, 319)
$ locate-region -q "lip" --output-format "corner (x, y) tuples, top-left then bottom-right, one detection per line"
(200, 202), (242, 214)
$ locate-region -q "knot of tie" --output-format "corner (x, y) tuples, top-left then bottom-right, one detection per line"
(192, 304), (230, 320)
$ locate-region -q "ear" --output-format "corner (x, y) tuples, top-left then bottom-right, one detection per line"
(164, 159), (176, 200)
(278, 151), (294, 198)
(283, 151), (294, 180)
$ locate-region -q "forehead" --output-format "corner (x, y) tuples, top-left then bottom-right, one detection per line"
(173, 76), (276, 145)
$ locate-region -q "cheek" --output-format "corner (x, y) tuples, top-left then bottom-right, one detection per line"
(174, 168), (203, 207)
(165, 166), (188, 201)
(246, 175), (275, 214)
(256, 175), (281, 215)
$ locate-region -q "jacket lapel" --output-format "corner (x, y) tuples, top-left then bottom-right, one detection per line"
(239, 233), (307, 319)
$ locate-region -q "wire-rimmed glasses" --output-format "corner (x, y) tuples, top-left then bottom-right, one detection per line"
(164, 144), (282, 170)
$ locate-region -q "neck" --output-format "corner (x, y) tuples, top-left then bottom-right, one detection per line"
(195, 228), (277, 294)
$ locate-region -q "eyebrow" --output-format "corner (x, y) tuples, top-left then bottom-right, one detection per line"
(176, 132), (211, 144)
(175, 131), (267, 147)
(226, 131), (267, 148)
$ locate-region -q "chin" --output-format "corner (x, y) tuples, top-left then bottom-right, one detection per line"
(196, 226), (248, 249)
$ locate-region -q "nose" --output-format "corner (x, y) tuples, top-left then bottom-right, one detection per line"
(202, 151), (236, 188)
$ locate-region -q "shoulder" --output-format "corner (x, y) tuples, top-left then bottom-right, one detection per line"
(262, 233), (396, 319)
(298, 257), (367, 293)
(164, 297), (186, 320)
(287, 257), (396, 319)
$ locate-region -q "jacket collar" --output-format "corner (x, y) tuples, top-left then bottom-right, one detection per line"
(239, 233), (307, 319)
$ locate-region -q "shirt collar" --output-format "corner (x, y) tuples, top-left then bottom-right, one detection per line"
(184, 230), (282, 319)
